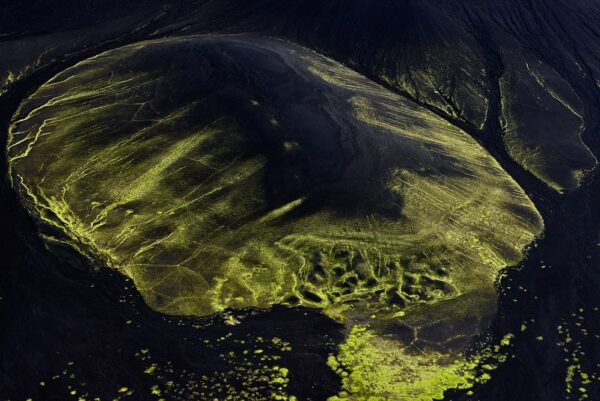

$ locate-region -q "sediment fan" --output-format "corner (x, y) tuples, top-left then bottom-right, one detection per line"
(8, 34), (542, 399)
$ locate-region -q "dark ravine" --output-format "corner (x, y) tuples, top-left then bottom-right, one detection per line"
(1, 1), (600, 400)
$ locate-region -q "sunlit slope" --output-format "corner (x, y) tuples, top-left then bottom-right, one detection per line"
(8, 36), (542, 327)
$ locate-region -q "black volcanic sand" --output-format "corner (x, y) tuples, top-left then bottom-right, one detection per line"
(1, 1), (600, 401)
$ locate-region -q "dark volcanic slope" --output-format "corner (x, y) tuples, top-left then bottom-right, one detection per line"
(1, 1), (600, 401)
(170, 0), (600, 192)
(1, 0), (599, 192)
